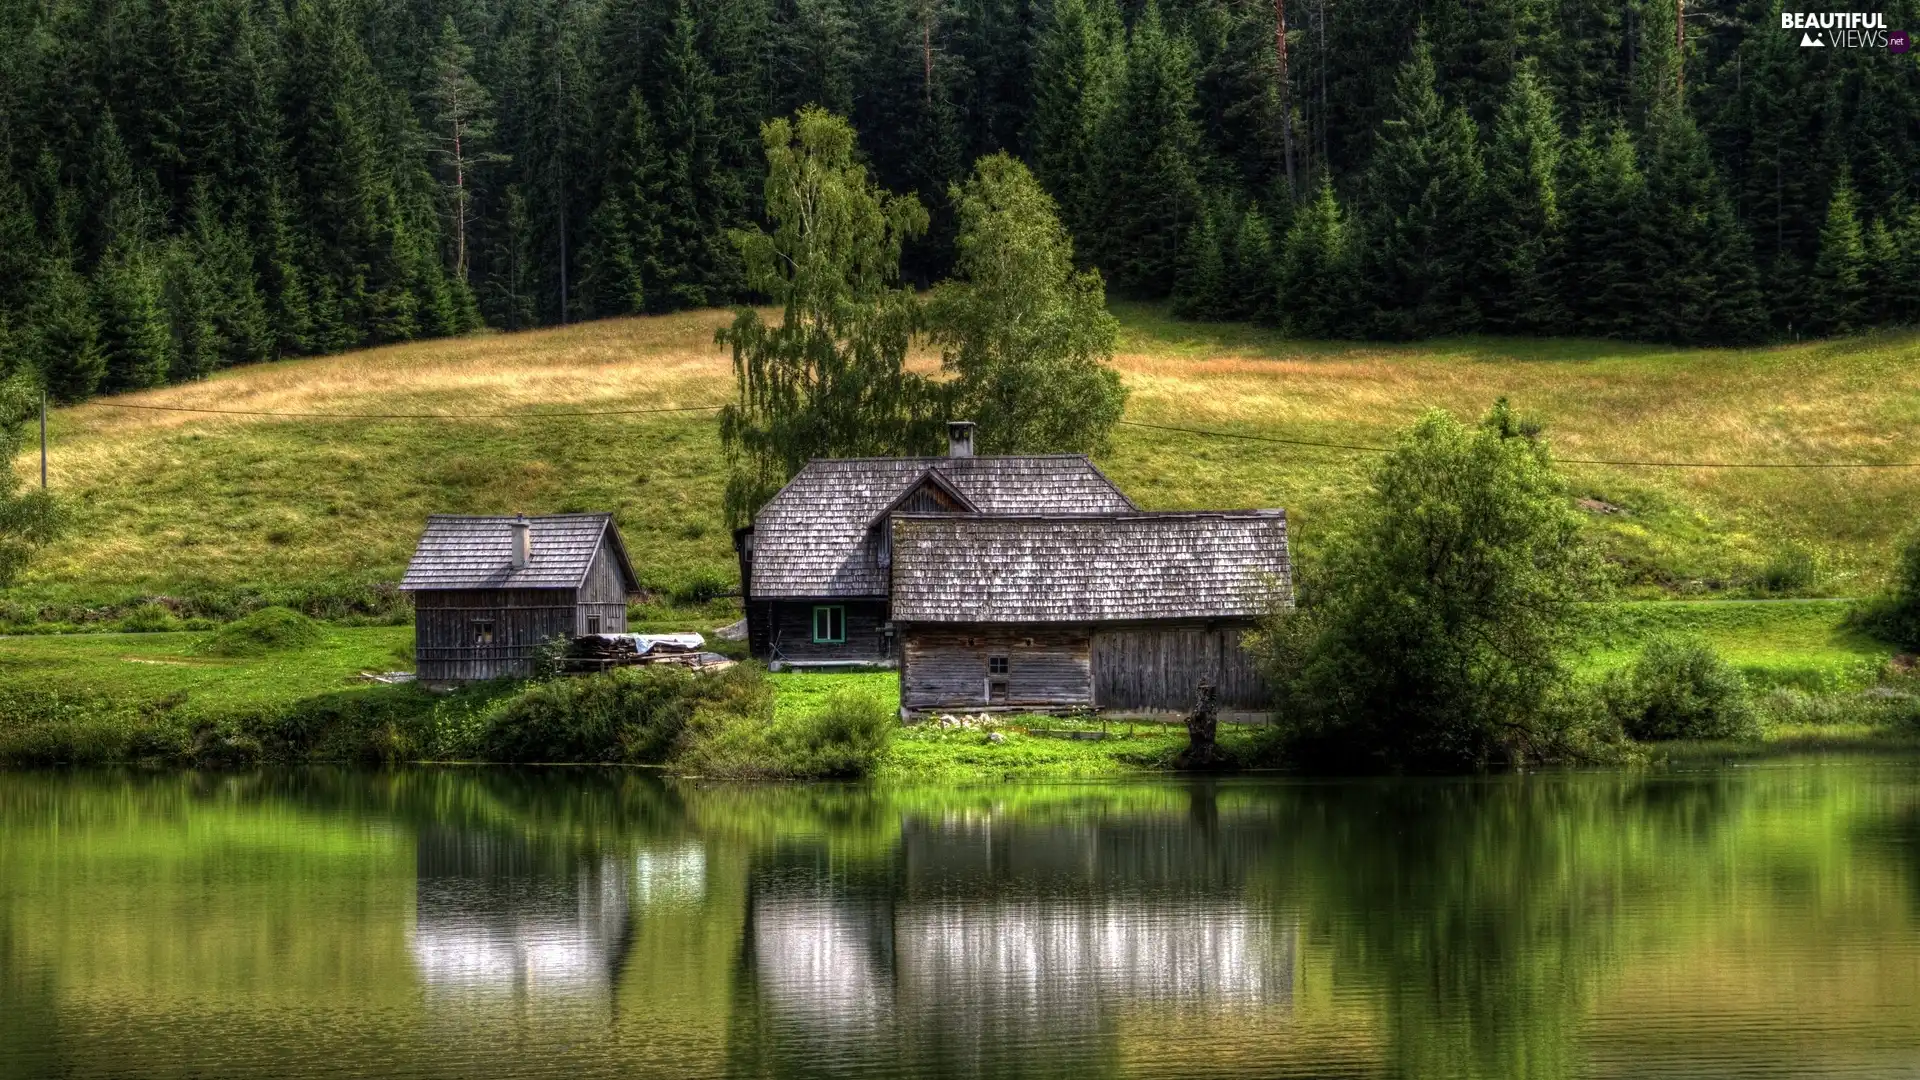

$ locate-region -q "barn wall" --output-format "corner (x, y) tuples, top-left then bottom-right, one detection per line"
(414, 588), (578, 682)
(901, 626), (1092, 711)
(577, 547), (629, 635)
(1090, 624), (1268, 711)
(764, 599), (892, 662)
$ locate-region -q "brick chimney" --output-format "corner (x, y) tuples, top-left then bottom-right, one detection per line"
(947, 420), (976, 458)
(510, 515), (531, 570)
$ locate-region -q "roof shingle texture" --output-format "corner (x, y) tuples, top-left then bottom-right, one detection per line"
(889, 512), (1292, 623)
(401, 514), (620, 591)
(749, 456), (1137, 598)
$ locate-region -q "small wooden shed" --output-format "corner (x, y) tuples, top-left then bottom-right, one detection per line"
(400, 513), (640, 685)
(888, 511), (1291, 716)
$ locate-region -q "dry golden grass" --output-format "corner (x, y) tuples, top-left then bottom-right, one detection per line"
(5, 303), (1918, 618)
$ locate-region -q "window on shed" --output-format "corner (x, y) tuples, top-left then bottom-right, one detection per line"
(586, 614), (602, 635)
(472, 620), (495, 646)
(989, 655), (1009, 675)
(812, 605), (846, 644)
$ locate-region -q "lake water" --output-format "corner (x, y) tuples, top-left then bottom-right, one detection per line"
(5, 762), (1920, 1078)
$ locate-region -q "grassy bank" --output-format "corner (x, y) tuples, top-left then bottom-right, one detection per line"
(4, 306), (1918, 629)
(1, 602), (1911, 775)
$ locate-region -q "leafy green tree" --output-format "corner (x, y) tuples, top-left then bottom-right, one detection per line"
(927, 152), (1126, 454)
(1277, 173), (1357, 337)
(1091, 1), (1203, 296)
(1808, 165), (1867, 336)
(1361, 33), (1483, 339)
(1478, 61), (1564, 334)
(717, 108), (932, 525)
(1264, 402), (1606, 770)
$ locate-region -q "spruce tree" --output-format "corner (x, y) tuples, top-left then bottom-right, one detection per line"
(1478, 61), (1564, 334)
(579, 90), (665, 317)
(30, 255), (105, 401)
(1228, 204), (1277, 322)
(1092, 1), (1203, 296)
(1278, 173), (1357, 337)
(655, 0), (749, 308)
(1639, 103), (1765, 346)
(1360, 33), (1483, 339)
(425, 16), (501, 292)
(1808, 166), (1867, 336)
(1556, 122), (1652, 339)
(95, 244), (174, 390)
(1861, 216), (1898, 328)
(1027, 0), (1127, 240)
(1172, 198), (1230, 321)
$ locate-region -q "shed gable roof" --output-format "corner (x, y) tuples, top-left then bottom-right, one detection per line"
(400, 513), (640, 592)
(888, 511), (1291, 623)
(749, 456), (1137, 598)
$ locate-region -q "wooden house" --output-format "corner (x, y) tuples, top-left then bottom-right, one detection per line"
(733, 422), (1137, 667)
(400, 513), (640, 684)
(888, 512), (1291, 715)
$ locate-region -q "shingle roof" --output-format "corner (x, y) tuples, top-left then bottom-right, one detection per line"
(400, 514), (640, 592)
(748, 456), (1137, 598)
(888, 512), (1291, 623)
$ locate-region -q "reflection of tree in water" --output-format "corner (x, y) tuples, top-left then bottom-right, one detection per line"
(725, 784), (1296, 1079)
(1263, 773), (1750, 1080)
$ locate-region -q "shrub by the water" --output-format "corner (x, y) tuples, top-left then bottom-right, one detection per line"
(1604, 637), (1758, 741)
(195, 606), (324, 657)
(675, 687), (894, 779)
(1257, 403), (1607, 770)
(478, 665), (764, 764)
(1856, 535), (1920, 651)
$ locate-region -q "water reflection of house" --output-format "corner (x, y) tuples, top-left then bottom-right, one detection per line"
(409, 826), (632, 1000)
(743, 804), (1294, 1075)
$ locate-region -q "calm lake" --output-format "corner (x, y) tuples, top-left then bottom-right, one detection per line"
(5, 762), (1920, 1078)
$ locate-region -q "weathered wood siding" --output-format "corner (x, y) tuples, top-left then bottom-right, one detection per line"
(901, 626), (1092, 710)
(414, 588), (577, 682)
(763, 599), (892, 662)
(577, 547), (630, 635)
(1091, 624), (1268, 710)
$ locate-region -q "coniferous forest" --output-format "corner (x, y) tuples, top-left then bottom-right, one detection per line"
(2, 0), (1919, 402)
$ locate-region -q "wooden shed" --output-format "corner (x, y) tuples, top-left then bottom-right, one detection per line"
(888, 512), (1292, 716)
(400, 513), (640, 685)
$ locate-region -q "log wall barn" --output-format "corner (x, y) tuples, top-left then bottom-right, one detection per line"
(400, 513), (641, 685)
(890, 512), (1291, 715)
(902, 626), (1093, 708)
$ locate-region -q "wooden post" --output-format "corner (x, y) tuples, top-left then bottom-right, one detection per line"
(39, 389), (46, 489)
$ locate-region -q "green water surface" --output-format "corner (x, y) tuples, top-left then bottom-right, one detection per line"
(4, 762), (1920, 1078)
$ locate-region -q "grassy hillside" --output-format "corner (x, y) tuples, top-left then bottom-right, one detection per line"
(5, 304), (1918, 627)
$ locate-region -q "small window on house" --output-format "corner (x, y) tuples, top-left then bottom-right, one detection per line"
(812, 605), (846, 644)
(586, 614), (602, 635)
(989, 655), (1009, 675)
(472, 620), (495, 646)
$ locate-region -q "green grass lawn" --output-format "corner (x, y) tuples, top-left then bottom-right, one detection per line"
(1590, 599), (1896, 691)
(4, 306), (1917, 631)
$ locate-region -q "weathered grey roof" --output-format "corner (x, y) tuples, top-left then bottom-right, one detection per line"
(749, 456), (1137, 598)
(888, 512), (1291, 623)
(400, 514), (640, 592)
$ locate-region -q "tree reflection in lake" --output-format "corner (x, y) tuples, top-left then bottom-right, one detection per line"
(6, 764), (1920, 1078)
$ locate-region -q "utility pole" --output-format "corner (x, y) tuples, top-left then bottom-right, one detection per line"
(39, 389), (46, 490)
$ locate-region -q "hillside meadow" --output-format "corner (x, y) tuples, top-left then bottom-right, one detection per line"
(4, 303), (1918, 629)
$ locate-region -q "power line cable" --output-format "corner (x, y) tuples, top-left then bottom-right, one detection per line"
(1116, 419), (1920, 469)
(82, 401), (727, 420)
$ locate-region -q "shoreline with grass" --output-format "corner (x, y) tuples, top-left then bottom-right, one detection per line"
(0, 600), (1912, 778)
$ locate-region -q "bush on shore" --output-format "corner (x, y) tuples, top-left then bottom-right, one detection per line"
(1854, 534), (1920, 651)
(676, 687), (894, 779)
(194, 606), (324, 657)
(1603, 637), (1759, 741)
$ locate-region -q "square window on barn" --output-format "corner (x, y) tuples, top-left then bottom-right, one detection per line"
(812, 605), (846, 644)
(472, 620), (495, 646)
(989, 655), (1009, 675)
(586, 614), (602, 635)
